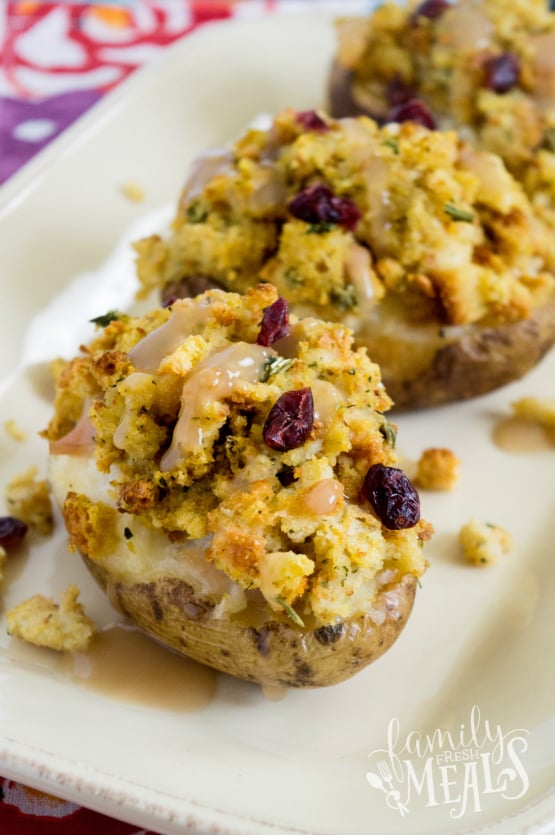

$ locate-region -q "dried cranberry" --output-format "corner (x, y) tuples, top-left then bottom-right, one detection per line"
(0, 516), (28, 549)
(483, 53), (520, 94)
(257, 297), (290, 346)
(387, 99), (437, 130)
(162, 294), (177, 308)
(411, 0), (449, 21)
(263, 388), (314, 451)
(386, 75), (415, 107)
(361, 464), (420, 530)
(296, 110), (329, 133)
(288, 184), (361, 232)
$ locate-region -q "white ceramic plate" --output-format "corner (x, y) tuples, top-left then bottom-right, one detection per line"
(1, 12), (554, 835)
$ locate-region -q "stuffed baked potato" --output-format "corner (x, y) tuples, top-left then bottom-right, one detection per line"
(47, 284), (430, 687)
(135, 109), (555, 410)
(329, 0), (555, 227)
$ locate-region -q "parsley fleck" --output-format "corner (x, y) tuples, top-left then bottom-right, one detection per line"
(379, 420), (397, 448)
(330, 284), (357, 311)
(443, 202), (474, 223)
(89, 310), (122, 328)
(382, 138), (399, 154)
(261, 356), (293, 383)
(275, 597), (305, 627)
(306, 221), (334, 234)
(186, 202), (208, 223)
(124, 527), (133, 540)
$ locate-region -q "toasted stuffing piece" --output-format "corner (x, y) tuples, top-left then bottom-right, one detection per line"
(0, 545), (6, 584)
(331, 0), (555, 226)
(5, 467), (54, 535)
(121, 181), (145, 204)
(4, 420), (26, 442)
(47, 285), (430, 627)
(6, 584), (95, 651)
(415, 447), (461, 490)
(135, 108), (555, 333)
(459, 519), (512, 566)
(511, 397), (555, 441)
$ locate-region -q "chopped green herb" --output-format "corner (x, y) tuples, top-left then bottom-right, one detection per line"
(284, 266), (304, 287)
(261, 356), (293, 383)
(306, 221), (334, 234)
(438, 328), (446, 338)
(124, 527), (133, 540)
(443, 202), (474, 223)
(379, 420), (397, 448)
(330, 284), (358, 311)
(348, 368), (356, 376)
(275, 597), (305, 627)
(89, 310), (122, 328)
(382, 138), (399, 154)
(186, 201), (208, 223)
(416, 577), (423, 589)
(544, 128), (555, 153)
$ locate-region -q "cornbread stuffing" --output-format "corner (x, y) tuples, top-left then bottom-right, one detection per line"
(332, 0), (555, 226)
(5, 467), (54, 536)
(511, 396), (555, 441)
(46, 285), (430, 627)
(415, 447), (461, 490)
(135, 108), (555, 334)
(6, 585), (95, 651)
(4, 420), (26, 442)
(459, 518), (512, 566)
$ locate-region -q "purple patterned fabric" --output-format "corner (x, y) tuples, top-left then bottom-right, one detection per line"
(0, 90), (102, 184)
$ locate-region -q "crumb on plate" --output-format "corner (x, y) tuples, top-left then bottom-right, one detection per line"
(415, 447), (461, 490)
(4, 420), (26, 442)
(511, 397), (555, 440)
(5, 466), (54, 536)
(459, 518), (512, 566)
(6, 584), (95, 651)
(121, 181), (145, 204)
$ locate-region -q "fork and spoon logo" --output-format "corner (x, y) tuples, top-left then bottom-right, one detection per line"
(366, 705), (530, 818)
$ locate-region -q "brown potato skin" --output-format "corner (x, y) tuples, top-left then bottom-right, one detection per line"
(84, 556), (416, 688)
(364, 299), (555, 411)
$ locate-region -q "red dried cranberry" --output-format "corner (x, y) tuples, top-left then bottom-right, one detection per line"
(162, 295), (177, 308)
(483, 53), (520, 94)
(263, 388), (314, 451)
(411, 0), (449, 21)
(257, 297), (290, 346)
(296, 110), (329, 133)
(361, 464), (420, 530)
(0, 516), (28, 549)
(387, 99), (437, 130)
(386, 75), (415, 107)
(288, 184), (361, 232)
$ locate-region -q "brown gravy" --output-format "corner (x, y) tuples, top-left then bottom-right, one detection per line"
(492, 416), (552, 453)
(8, 624), (217, 711)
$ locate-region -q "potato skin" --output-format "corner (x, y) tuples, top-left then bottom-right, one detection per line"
(361, 298), (555, 411)
(84, 556), (416, 688)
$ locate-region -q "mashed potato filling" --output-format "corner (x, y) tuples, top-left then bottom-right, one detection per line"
(46, 285), (430, 627)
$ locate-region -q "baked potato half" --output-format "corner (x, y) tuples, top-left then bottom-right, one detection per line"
(47, 285), (430, 687)
(135, 109), (555, 411)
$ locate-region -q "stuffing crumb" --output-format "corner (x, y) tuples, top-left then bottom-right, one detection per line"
(459, 519), (512, 566)
(6, 584), (95, 651)
(415, 447), (461, 491)
(121, 181), (145, 204)
(511, 397), (555, 441)
(50, 357), (68, 385)
(0, 545), (6, 584)
(5, 467), (54, 535)
(4, 420), (26, 442)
